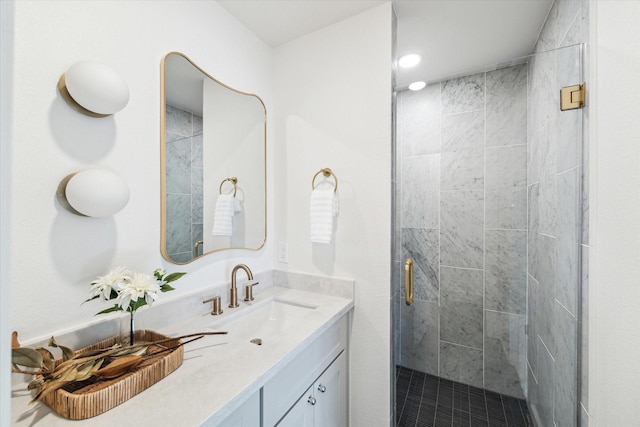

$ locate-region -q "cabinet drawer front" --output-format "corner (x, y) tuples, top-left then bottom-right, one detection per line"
(263, 316), (347, 427)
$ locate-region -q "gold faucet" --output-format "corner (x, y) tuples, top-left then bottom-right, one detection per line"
(229, 264), (255, 308)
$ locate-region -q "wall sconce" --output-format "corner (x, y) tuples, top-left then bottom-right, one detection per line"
(57, 169), (130, 217)
(58, 61), (130, 117)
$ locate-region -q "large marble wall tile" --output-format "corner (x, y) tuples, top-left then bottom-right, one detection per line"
(166, 105), (193, 138)
(441, 111), (484, 190)
(486, 65), (527, 147)
(402, 228), (439, 302)
(554, 302), (578, 427)
(439, 342), (483, 388)
(527, 129), (542, 185)
(556, 0), (581, 48)
(170, 252), (192, 263)
(581, 405), (590, 427)
(534, 1), (557, 53)
(485, 145), (527, 230)
(534, 337), (556, 427)
(193, 113), (203, 136)
(556, 168), (579, 315)
(166, 138), (191, 194)
(485, 145), (527, 188)
(440, 267), (483, 349)
(485, 187), (527, 230)
(557, 108), (581, 174)
(166, 193), (191, 254)
(484, 311), (526, 398)
(191, 166), (203, 199)
(165, 130), (182, 144)
(527, 275), (540, 377)
(528, 51), (556, 135)
(400, 300), (439, 376)
(538, 234), (557, 357)
(401, 154), (440, 228)
(581, 245), (589, 411)
(399, 85), (441, 156)
(441, 73), (485, 115)
(485, 230), (527, 315)
(580, 0), (589, 69)
(191, 134), (203, 169)
(440, 190), (484, 269)
(582, 101), (590, 246)
(192, 195), (203, 224)
(528, 183), (540, 281)
(192, 223), (203, 250)
(539, 121), (558, 237)
(527, 364), (541, 423)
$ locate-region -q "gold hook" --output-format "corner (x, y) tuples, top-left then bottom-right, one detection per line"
(311, 168), (338, 192)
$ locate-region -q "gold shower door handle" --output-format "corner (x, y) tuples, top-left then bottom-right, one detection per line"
(404, 258), (413, 306)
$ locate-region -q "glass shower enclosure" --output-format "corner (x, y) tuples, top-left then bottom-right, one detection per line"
(392, 43), (586, 427)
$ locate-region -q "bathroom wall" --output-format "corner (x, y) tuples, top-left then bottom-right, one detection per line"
(0, 0), (14, 424)
(526, 0), (589, 426)
(588, 2), (640, 426)
(8, 0), (274, 342)
(165, 105), (203, 263)
(272, 4), (394, 424)
(397, 64), (528, 398)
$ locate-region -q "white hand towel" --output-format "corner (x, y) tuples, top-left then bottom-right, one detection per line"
(233, 196), (243, 213)
(212, 194), (234, 236)
(310, 188), (337, 244)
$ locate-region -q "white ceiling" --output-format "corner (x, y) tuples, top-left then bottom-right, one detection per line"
(219, 0), (553, 89)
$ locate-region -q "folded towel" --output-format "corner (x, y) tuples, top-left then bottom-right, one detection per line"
(310, 188), (338, 243)
(212, 194), (235, 236)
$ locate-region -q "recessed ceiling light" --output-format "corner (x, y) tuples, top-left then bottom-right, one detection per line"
(398, 54), (421, 68)
(408, 81), (426, 91)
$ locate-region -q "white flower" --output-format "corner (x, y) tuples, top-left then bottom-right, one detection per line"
(115, 273), (162, 310)
(89, 266), (132, 301)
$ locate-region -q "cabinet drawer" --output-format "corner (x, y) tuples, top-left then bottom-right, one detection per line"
(263, 315), (347, 427)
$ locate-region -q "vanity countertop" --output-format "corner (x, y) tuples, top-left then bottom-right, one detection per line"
(11, 286), (353, 426)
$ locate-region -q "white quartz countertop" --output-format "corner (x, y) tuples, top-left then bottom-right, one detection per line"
(11, 286), (354, 426)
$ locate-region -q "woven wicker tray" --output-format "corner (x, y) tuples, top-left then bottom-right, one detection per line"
(41, 330), (183, 420)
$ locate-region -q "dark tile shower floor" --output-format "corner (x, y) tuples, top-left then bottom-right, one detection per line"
(396, 366), (533, 427)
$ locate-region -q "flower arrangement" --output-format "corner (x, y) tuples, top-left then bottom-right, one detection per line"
(86, 267), (186, 344)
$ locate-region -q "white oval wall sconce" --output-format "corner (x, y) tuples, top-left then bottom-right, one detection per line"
(57, 169), (130, 217)
(58, 61), (130, 117)
(398, 53), (421, 68)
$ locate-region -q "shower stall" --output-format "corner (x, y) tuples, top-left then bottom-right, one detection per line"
(392, 41), (586, 427)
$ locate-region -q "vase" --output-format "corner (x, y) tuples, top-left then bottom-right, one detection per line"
(120, 310), (144, 346)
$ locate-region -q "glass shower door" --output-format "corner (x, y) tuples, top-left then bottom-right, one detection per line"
(392, 43), (585, 427)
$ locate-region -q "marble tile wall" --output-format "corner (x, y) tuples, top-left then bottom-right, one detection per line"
(165, 105), (203, 263)
(526, 0), (589, 426)
(397, 63), (528, 399)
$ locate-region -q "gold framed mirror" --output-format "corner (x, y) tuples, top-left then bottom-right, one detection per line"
(160, 52), (267, 264)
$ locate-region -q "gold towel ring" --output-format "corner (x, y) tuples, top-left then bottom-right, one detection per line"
(311, 168), (338, 193)
(219, 177), (238, 196)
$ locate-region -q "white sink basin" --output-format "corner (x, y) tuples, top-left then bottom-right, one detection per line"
(210, 297), (318, 341)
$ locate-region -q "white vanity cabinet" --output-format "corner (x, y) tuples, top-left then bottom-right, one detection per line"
(263, 315), (348, 427)
(206, 389), (261, 427)
(276, 351), (347, 427)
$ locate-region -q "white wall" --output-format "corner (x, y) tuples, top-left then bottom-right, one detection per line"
(273, 4), (394, 425)
(588, 1), (640, 425)
(9, 1), (274, 343)
(0, 0), (14, 424)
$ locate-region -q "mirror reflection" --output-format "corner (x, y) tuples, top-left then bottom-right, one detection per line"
(161, 52), (266, 264)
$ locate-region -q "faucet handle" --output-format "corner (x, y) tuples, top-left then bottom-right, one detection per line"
(243, 281), (260, 302)
(203, 295), (223, 315)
